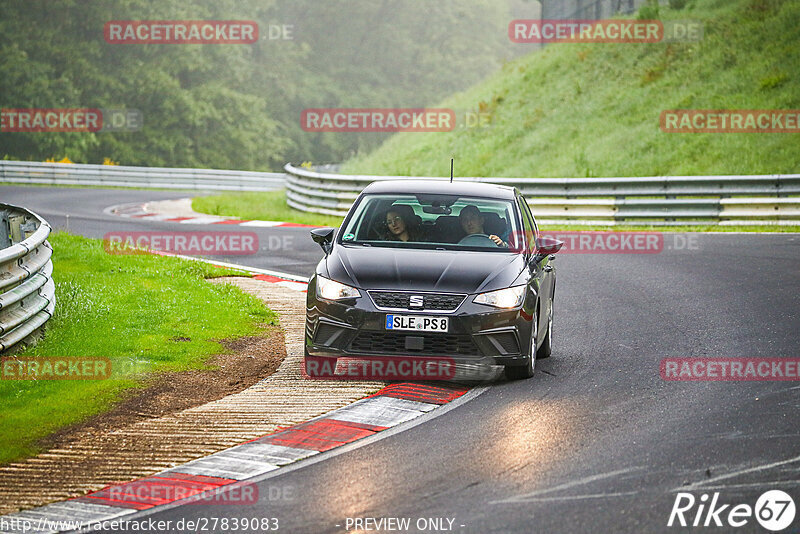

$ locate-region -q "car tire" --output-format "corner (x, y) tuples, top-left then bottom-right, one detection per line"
(536, 299), (553, 359)
(505, 312), (537, 380)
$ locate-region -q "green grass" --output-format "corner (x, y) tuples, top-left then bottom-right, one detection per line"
(193, 190), (344, 227)
(342, 0), (800, 178)
(0, 232), (277, 465)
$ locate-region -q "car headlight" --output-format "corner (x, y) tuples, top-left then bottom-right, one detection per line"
(474, 286), (525, 308)
(316, 275), (360, 301)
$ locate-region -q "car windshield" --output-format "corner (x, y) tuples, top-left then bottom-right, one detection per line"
(339, 193), (522, 252)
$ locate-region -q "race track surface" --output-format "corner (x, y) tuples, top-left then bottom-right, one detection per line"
(4, 186), (799, 534)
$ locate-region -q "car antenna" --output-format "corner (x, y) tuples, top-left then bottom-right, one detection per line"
(450, 158), (454, 183)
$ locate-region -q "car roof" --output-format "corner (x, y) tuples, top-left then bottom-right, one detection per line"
(361, 179), (517, 200)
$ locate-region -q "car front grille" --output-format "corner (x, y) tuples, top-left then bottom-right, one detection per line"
(349, 332), (480, 356)
(368, 291), (466, 312)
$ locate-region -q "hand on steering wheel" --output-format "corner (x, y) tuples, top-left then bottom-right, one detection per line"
(488, 234), (506, 247)
(458, 233), (500, 247)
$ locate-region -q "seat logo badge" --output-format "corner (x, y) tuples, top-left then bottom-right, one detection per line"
(409, 295), (424, 307)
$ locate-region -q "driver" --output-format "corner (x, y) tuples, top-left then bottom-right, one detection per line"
(458, 205), (508, 247)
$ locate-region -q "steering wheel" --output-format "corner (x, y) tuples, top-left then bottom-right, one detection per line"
(457, 233), (499, 247)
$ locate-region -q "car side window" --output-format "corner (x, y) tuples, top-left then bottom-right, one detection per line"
(522, 197), (539, 237)
(519, 196), (536, 253)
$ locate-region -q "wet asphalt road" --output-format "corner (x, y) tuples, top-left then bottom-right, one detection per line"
(3, 185), (799, 534)
(1, 185), (324, 277)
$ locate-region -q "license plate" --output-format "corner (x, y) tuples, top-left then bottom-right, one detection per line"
(385, 315), (449, 332)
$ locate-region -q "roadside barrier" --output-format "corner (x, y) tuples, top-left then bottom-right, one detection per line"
(284, 164), (800, 225)
(0, 160), (284, 192)
(0, 204), (55, 353)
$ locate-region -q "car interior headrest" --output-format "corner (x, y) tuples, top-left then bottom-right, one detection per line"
(481, 212), (507, 236)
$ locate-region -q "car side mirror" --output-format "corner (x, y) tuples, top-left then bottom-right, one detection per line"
(537, 236), (564, 255)
(532, 235), (564, 264)
(311, 227), (336, 255)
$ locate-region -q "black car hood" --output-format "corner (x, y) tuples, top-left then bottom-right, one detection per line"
(324, 245), (525, 294)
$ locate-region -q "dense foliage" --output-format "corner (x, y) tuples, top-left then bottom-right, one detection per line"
(0, 0), (534, 169)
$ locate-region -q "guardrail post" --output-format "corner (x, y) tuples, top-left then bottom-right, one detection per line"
(20, 220), (37, 240)
(0, 211), (10, 249)
(8, 215), (23, 244)
(665, 194), (676, 223)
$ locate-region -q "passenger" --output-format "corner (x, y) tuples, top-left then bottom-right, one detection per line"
(383, 205), (422, 242)
(458, 205), (508, 247)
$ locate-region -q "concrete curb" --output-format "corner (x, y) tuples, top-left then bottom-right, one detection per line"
(0, 382), (468, 534)
(0, 263), (476, 534)
(0, 277), (378, 520)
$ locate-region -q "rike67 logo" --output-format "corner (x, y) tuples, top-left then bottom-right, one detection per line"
(669, 490), (796, 531)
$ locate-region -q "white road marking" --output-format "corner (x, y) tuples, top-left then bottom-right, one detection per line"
(331, 397), (431, 428)
(697, 480), (800, 491)
(675, 454), (800, 490)
(239, 220), (283, 227)
(131, 214), (174, 221)
(177, 217), (226, 224)
(495, 491), (639, 503)
(276, 281), (309, 292)
(491, 467), (643, 504)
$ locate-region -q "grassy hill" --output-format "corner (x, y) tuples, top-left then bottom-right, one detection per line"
(342, 0), (800, 178)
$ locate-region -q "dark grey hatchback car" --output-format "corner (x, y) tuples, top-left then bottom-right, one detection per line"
(304, 180), (563, 380)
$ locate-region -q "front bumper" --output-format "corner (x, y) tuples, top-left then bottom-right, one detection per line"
(305, 280), (535, 367)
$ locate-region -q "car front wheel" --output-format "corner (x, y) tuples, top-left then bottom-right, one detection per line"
(536, 299), (553, 359)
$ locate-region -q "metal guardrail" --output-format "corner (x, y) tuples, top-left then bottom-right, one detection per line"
(0, 161), (285, 192)
(284, 164), (800, 225)
(2, 160), (798, 225)
(0, 204), (55, 353)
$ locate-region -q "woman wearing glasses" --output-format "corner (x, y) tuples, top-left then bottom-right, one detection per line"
(382, 204), (423, 242)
